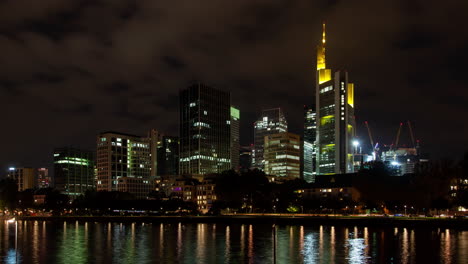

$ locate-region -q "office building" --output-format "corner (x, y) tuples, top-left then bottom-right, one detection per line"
(54, 147), (95, 197)
(303, 105), (317, 182)
(37, 168), (50, 188)
(315, 23), (356, 175)
(96, 132), (152, 198)
(264, 132), (301, 178)
(179, 83), (231, 175)
(239, 145), (253, 172)
(7, 167), (35, 191)
(230, 106), (240, 171)
(157, 135), (179, 176)
(253, 108), (288, 170)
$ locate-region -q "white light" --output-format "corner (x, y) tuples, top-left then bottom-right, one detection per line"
(7, 218), (16, 223)
(8, 167), (15, 171)
(352, 141), (359, 147)
(391, 161), (400, 166)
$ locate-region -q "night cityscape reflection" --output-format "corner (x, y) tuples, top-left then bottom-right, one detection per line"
(1, 1), (468, 263)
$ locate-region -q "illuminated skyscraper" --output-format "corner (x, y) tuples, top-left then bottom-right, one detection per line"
(179, 83), (231, 175)
(37, 168), (50, 188)
(303, 105), (317, 182)
(230, 106), (240, 171)
(315, 23), (356, 175)
(264, 132), (301, 178)
(253, 108), (288, 170)
(96, 132), (152, 199)
(54, 147), (95, 197)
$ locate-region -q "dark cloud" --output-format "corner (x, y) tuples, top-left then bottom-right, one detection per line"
(0, 0), (467, 171)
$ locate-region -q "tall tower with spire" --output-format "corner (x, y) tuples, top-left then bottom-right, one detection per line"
(315, 23), (356, 175)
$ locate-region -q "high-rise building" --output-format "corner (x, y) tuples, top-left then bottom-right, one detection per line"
(54, 147), (95, 197)
(303, 105), (317, 182)
(230, 106), (240, 171)
(179, 83), (231, 175)
(148, 129), (160, 179)
(239, 145), (253, 172)
(157, 135), (179, 176)
(253, 108), (288, 170)
(315, 23), (356, 175)
(37, 168), (50, 188)
(7, 167), (35, 191)
(264, 132), (301, 178)
(97, 132), (152, 198)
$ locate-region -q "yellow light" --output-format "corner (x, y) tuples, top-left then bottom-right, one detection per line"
(318, 69), (331, 84)
(320, 115), (334, 126)
(347, 83), (354, 107)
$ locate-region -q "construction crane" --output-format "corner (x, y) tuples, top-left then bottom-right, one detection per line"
(364, 121), (379, 160)
(392, 122), (403, 150)
(407, 121), (415, 148)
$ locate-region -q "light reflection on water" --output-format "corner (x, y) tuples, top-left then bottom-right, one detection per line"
(0, 221), (467, 263)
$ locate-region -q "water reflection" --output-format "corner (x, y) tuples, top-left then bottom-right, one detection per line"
(0, 221), (466, 263)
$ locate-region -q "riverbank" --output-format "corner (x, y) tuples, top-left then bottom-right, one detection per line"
(17, 215), (468, 229)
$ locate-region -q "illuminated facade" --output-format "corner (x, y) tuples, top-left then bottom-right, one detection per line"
(303, 105), (317, 182)
(96, 132), (152, 198)
(315, 23), (356, 175)
(253, 108), (288, 170)
(7, 167), (35, 191)
(264, 132), (301, 178)
(37, 168), (50, 188)
(53, 147), (95, 197)
(179, 83), (231, 175)
(230, 106), (240, 171)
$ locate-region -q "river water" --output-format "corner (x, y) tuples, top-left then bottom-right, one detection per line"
(0, 220), (467, 263)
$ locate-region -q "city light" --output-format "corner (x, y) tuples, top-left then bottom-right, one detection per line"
(352, 140), (359, 147)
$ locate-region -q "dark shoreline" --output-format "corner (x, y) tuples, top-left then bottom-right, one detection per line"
(16, 215), (468, 229)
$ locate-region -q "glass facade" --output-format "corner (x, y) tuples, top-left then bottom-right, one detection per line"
(253, 108), (288, 170)
(179, 83), (231, 175)
(315, 24), (356, 175)
(54, 147), (95, 197)
(230, 106), (240, 171)
(303, 105), (317, 182)
(157, 135), (179, 176)
(264, 132), (301, 178)
(96, 132), (151, 195)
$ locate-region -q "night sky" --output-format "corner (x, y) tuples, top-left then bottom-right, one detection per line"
(1, 0), (467, 171)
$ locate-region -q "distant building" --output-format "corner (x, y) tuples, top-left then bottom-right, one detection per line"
(97, 132), (152, 198)
(171, 178), (216, 213)
(36, 168), (50, 188)
(157, 135), (179, 176)
(382, 148), (419, 175)
(230, 106), (240, 171)
(315, 23), (356, 175)
(7, 167), (35, 191)
(303, 105), (317, 182)
(179, 83), (231, 175)
(239, 145), (253, 172)
(253, 108), (288, 170)
(54, 147), (95, 198)
(264, 132), (301, 178)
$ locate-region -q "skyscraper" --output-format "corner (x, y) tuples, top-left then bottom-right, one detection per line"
(96, 132), (152, 198)
(264, 132), (301, 178)
(315, 23), (356, 175)
(54, 147), (95, 197)
(157, 135), (179, 176)
(253, 108), (288, 170)
(179, 83), (231, 175)
(230, 106), (240, 171)
(303, 105), (317, 182)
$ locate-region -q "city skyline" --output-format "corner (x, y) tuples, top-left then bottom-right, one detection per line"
(1, 1), (468, 171)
